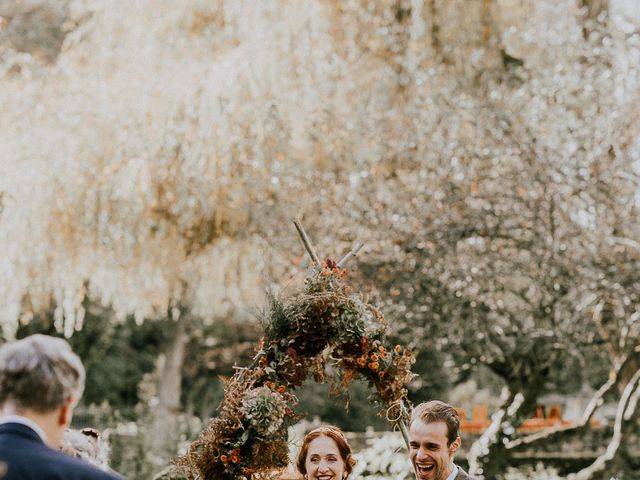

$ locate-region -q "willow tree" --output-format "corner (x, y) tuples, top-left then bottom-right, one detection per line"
(0, 0), (437, 460)
(0, 0), (309, 460)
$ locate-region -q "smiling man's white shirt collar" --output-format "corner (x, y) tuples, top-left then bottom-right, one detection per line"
(446, 463), (458, 480)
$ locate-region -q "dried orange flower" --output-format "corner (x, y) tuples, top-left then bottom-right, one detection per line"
(220, 454), (228, 463)
(380, 351), (388, 360)
(369, 362), (379, 371)
(357, 357), (367, 367)
(379, 371), (385, 378)
(394, 345), (402, 353)
(370, 353), (379, 361)
(378, 346), (386, 353)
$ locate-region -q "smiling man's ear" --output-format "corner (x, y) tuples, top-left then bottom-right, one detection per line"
(449, 436), (461, 456)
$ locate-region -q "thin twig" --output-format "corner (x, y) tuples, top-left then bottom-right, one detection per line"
(293, 220), (321, 267)
(337, 242), (364, 268)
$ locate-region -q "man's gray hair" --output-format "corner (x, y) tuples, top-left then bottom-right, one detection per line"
(0, 334), (85, 412)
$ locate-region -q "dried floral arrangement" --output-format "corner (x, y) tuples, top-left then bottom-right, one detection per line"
(174, 226), (415, 480)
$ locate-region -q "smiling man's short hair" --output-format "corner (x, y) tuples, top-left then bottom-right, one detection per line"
(411, 400), (460, 446)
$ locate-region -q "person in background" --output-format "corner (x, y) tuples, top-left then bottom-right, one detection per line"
(409, 400), (477, 480)
(0, 334), (123, 479)
(296, 425), (356, 480)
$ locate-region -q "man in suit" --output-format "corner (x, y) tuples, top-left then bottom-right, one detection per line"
(0, 334), (122, 479)
(409, 400), (477, 480)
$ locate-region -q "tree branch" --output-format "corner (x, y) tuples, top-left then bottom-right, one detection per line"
(468, 389), (526, 476)
(293, 220), (321, 268)
(569, 367), (640, 480)
(337, 242), (364, 268)
(506, 353), (631, 450)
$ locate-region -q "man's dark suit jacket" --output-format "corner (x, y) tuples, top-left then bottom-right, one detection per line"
(455, 465), (478, 480)
(0, 423), (122, 480)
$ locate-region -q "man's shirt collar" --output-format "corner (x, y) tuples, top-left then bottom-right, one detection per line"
(446, 463), (459, 480)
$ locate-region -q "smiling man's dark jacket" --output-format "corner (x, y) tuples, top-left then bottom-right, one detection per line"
(455, 465), (478, 480)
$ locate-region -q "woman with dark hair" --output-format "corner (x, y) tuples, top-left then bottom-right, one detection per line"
(296, 425), (356, 480)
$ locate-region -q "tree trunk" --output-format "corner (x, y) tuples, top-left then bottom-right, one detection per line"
(149, 318), (189, 462)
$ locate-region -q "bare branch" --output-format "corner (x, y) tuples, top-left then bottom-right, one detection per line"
(506, 353), (631, 450)
(337, 242), (364, 268)
(293, 220), (321, 268)
(569, 367), (640, 480)
(468, 389), (525, 475)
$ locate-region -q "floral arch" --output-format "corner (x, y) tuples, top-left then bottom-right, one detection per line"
(175, 224), (415, 480)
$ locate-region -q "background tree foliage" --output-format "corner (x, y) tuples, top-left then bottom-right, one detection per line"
(1, 0), (639, 478)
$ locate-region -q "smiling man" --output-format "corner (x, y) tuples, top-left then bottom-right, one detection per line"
(409, 400), (477, 480)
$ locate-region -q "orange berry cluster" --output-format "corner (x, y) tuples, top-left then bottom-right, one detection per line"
(356, 344), (403, 379)
(220, 448), (241, 466)
(264, 381), (287, 394)
(315, 259), (348, 279)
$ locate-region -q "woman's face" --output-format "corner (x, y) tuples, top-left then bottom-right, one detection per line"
(304, 435), (346, 480)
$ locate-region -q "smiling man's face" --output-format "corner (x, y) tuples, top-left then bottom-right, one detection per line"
(409, 419), (460, 480)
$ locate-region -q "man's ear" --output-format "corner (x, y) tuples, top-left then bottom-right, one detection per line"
(57, 396), (76, 427)
(449, 436), (461, 456)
